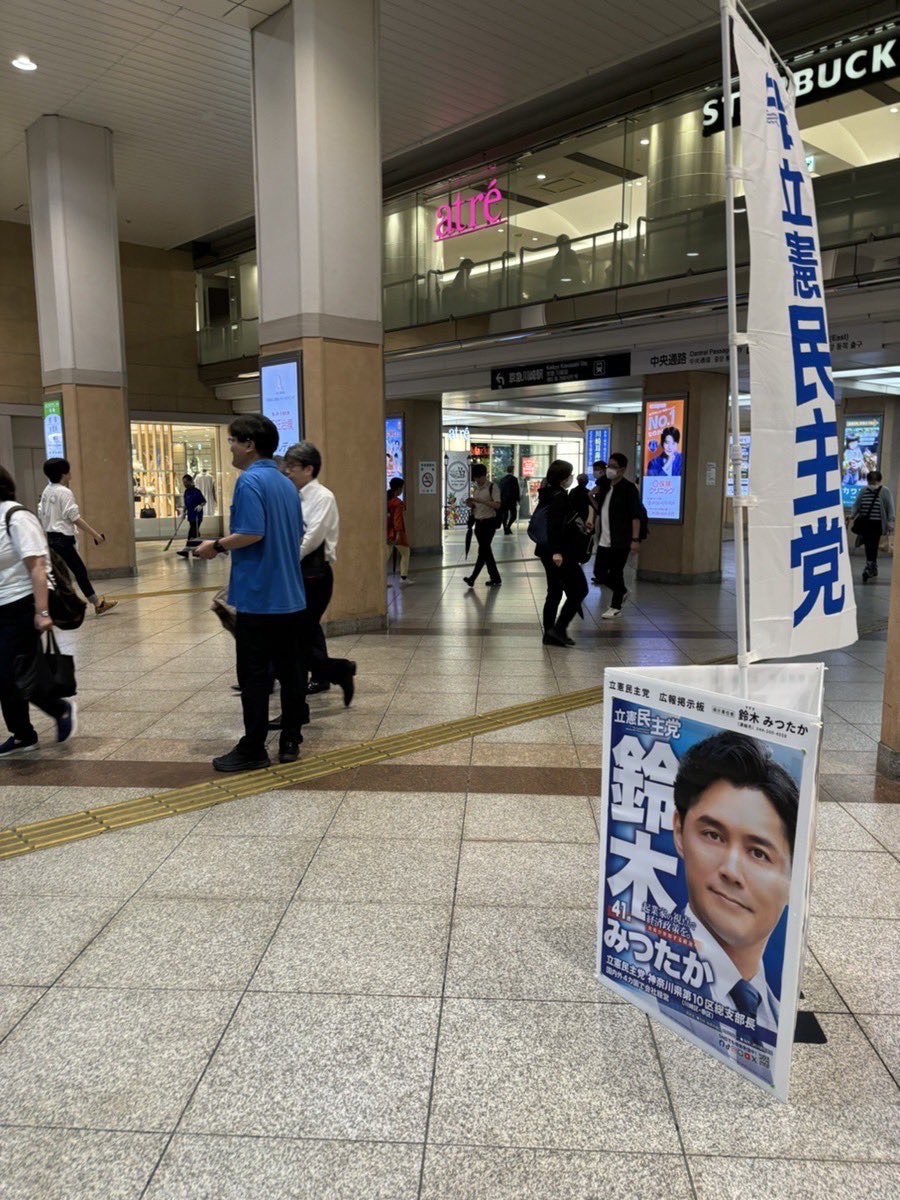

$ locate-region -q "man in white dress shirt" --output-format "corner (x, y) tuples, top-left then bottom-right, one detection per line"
(282, 442), (356, 706)
(669, 731), (797, 1072)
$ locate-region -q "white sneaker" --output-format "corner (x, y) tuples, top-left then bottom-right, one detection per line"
(601, 606), (622, 619)
(399, 576), (415, 585)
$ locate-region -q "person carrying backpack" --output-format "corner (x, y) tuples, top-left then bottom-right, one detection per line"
(530, 459), (591, 646)
(850, 470), (895, 584)
(0, 465), (77, 757)
(591, 451), (643, 619)
(38, 458), (117, 616)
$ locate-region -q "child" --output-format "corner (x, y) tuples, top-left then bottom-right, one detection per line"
(38, 458), (117, 616)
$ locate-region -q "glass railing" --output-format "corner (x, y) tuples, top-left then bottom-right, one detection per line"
(197, 318), (259, 365)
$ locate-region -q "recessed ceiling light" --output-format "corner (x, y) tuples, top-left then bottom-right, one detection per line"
(639, 137), (650, 146)
(891, 106), (899, 113)
(11, 55), (37, 71)
(634, 181), (643, 187)
(686, 251), (699, 257)
(537, 173), (546, 180)
(532, 236), (538, 241)
(560, 277), (572, 282)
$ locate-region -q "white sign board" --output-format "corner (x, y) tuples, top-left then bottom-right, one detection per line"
(261, 357), (302, 457)
(418, 460), (437, 495)
(597, 663), (823, 1101)
(734, 12), (857, 659)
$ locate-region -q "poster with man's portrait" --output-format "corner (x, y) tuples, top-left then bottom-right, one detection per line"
(597, 665), (822, 1101)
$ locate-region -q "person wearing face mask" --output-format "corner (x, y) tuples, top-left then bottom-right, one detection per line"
(590, 452), (642, 618)
(850, 470), (894, 583)
(533, 459), (590, 646)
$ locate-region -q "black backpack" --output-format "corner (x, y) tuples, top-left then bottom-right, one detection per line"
(4, 506), (87, 630)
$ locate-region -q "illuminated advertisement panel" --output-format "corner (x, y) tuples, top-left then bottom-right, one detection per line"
(642, 398), (686, 523)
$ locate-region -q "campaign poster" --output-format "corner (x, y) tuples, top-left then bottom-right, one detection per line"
(727, 434), (751, 499)
(597, 664), (823, 1101)
(841, 416), (880, 509)
(261, 356), (302, 457)
(642, 398), (685, 522)
(385, 417), (404, 490)
(586, 426), (611, 470)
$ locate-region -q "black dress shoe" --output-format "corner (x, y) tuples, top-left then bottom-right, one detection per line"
(340, 661), (357, 708)
(278, 739), (300, 764)
(307, 681), (331, 695)
(485, 578), (502, 587)
(542, 629), (570, 648)
(462, 576), (475, 587)
(213, 745), (271, 773)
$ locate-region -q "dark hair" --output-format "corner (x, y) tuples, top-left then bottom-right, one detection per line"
(867, 470), (882, 484)
(228, 414), (279, 458)
(472, 464), (487, 480)
(182, 474), (193, 485)
(0, 465), (16, 502)
(593, 460), (607, 471)
(546, 459), (573, 487)
(43, 457), (70, 483)
(389, 476), (404, 493)
(610, 452), (628, 469)
(674, 731), (798, 855)
(577, 473), (589, 486)
(285, 441), (322, 478)
(506, 463), (515, 473)
(660, 426), (681, 449)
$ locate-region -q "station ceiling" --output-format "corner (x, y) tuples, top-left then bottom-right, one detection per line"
(0, 0), (778, 249)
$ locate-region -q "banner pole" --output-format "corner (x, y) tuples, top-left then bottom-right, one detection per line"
(720, 0), (751, 677)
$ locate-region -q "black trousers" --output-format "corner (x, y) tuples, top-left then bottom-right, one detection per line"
(470, 519), (501, 582)
(595, 545), (630, 608)
(47, 532), (95, 602)
(500, 502), (517, 533)
(861, 521), (883, 567)
(303, 565), (352, 685)
(0, 595), (68, 739)
(540, 554), (589, 633)
(187, 516), (202, 541)
(235, 610), (308, 754)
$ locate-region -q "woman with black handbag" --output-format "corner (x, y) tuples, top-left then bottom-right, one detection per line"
(533, 459), (591, 647)
(850, 470), (895, 584)
(0, 466), (76, 757)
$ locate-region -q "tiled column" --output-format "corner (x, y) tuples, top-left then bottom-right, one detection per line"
(252, 0), (385, 631)
(636, 371), (728, 584)
(26, 115), (135, 577)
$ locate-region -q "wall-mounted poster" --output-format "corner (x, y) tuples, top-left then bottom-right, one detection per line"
(43, 395), (64, 460)
(444, 450), (470, 527)
(586, 426), (611, 470)
(642, 398), (686, 523)
(727, 434), (751, 498)
(385, 416), (404, 489)
(841, 416), (880, 509)
(261, 355), (302, 457)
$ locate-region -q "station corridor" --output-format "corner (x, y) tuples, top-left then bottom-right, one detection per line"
(0, 535), (897, 1199)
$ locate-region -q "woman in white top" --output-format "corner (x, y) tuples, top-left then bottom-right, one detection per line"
(0, 465), (77, 756)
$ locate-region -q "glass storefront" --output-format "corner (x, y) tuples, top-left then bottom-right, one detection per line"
(441, 432), (584, 524)
(131, 421), (229, 540)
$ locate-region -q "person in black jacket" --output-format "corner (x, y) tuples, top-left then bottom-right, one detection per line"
(535, 459), (590, 647)
(498, 464), (521, 534)
(591, 451), (642, 618)
(569, 473), (592, 523)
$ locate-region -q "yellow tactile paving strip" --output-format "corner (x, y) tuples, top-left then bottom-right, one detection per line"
(0, 686), (603, 861)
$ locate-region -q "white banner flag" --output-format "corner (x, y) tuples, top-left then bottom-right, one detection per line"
(733, 13), (857, 659)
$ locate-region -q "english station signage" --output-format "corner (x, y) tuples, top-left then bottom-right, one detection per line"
(433, 179), (504, 242)
(703, 31), (900, 135)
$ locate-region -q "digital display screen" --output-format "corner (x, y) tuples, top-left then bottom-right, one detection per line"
(261, 356), (302, 457)
(586, 427), (610, 470)
(641, 397), (685, 523)
(385, 416), (404, 489)
(43, 395), (64, 460)
(841, 416), (880, 508)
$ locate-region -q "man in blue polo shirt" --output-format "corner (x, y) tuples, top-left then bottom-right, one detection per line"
(195, 414), (306, 772)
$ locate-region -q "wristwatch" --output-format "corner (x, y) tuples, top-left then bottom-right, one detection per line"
(213, 539), (224, 554)
(38, 609), (50, 617)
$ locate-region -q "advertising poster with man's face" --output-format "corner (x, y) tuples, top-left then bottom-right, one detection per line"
(841, 416), (880, 508)
(597, 667), (820, 1100)
(642, 398), (685, 522)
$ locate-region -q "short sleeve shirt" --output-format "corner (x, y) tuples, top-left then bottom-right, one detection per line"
(227, 459), (306, 615)
(0, 501), (53, 606)
(38, 483), (80, 536)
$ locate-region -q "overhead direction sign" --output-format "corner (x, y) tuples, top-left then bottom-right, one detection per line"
(491, 352), (631, 390)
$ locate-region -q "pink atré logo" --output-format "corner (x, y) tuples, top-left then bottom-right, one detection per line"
(433, 179), (504, 242)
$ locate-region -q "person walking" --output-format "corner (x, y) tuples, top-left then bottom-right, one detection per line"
(498, 463), (521, 534)
(194, 414), (307, 772)
(282, 441), (357, 705)
(175, 474), (206, 557)
(0, 466), (77, 757)
(534, 459), (590, 647)
(569, 473), (593, 523)
(463, 463), (502, 587)
(38, 458), (117, 616)
(386, 477), (414, 584)
(591, 451), (642, 618)
(850, 470), (895, 583)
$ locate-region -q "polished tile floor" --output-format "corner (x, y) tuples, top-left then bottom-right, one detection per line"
(0, 532), (897, 1198)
